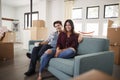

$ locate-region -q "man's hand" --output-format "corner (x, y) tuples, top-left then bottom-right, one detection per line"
(34, 42), (40, 47)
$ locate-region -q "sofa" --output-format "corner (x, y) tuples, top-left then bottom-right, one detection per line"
(28, 37), (114, 80)
(48, 37), (114, 80)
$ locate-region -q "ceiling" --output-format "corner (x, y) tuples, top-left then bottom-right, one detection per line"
(1, 0), (40, 7)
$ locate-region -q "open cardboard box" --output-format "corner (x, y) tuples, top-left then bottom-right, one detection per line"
(0, 31), (15, 61)
(107, 28), (120, 44)
(0, 42), (14, 60)
(107, 20), (120, 65)
(110, 45), (120, 65)
(2, 31), (15, 43)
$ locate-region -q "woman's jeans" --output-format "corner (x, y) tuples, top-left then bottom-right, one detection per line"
(29, 44), (52, 72)
(40, 48), (76, 72)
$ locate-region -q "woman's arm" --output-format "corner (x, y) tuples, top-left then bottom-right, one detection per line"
(78, 33), (83, 43)
(54, 47), (62, 57)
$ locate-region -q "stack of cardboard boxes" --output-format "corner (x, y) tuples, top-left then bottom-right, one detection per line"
(107, 20), (120, 65)
(2, 31), (15, 42)
(30, 20), (48, 40)
(0, 31), (15, 61)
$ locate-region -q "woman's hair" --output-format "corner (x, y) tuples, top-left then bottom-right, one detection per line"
(53, 20), (62, 27)
(64, 19), (75, 34)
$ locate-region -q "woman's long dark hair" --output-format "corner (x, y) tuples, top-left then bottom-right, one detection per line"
(64, 19), (75, 34)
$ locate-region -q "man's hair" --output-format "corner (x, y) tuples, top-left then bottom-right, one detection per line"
(53, 21), (62, 27)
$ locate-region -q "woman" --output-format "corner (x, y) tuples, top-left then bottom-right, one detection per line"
(37, 19), (82, 80)
(55, 19), (80, 58)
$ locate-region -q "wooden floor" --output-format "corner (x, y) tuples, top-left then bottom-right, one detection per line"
(0, 43), (120, 80)
(0, 43), (58, 80)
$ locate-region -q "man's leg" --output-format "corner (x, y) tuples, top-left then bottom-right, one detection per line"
(26, 45), (43, 59)
(37, 44), (52, 59)
(24, 45), (42, 76)
(26, 52), (31, 59)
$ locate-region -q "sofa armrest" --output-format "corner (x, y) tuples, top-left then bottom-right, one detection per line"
(74, 51), (114, 77)
(28, 40), (43, 52)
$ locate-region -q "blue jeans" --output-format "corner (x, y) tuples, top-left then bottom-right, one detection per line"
(58, 48), (76, 58)
(29, 44), (52, 72)
(40, 48), (56, 72)
(39, 48), (76, 73)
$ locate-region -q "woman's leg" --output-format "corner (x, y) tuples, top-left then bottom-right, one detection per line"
(58, 48), (76, 59)
(38, 49), (56, 80)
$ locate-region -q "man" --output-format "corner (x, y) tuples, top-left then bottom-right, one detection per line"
(24, 21), (62, 76)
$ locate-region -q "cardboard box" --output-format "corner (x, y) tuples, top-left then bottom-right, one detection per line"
(107, 28), (120, 44)
(30, 27), (48, 40)
(110, 46), (120, 65)
(108, 20), (114, 28)
(2, 31), (15, 43)
(0, 42), (14, 60)
(32, 20), (45, 27)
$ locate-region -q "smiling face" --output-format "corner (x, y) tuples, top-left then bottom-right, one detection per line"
(65, 22), (72, 32)
(64, 19), (74, 33)
(54, 23), (62, 32)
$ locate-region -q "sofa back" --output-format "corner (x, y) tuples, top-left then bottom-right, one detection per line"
(77, 37), (109, 55)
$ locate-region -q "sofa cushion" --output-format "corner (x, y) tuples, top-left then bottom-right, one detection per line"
(77, 38), (109, 55)
(49, 58), (74, 76)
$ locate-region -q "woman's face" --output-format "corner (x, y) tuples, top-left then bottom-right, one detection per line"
(65, 22), (72, 32)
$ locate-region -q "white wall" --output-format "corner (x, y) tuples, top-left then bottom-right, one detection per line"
(46, 0), (64, 33)
(73, 0), (120, 37)
(15, 0), (47, 49)
(16, 0), (47, 29)
(15, 0), (65, 49)
(1, 4), (16, 30)
(2, 4), (16, 18)
(0, 0), (1, 27)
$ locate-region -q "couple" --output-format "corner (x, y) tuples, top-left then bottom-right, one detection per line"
(25, 19), (83, 80)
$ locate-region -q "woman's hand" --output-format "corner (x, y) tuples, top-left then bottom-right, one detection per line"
(55, 49), (62, 58)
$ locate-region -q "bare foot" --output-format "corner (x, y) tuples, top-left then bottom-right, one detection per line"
(37, 73), (42, 80)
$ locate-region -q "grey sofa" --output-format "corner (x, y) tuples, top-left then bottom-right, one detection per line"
(47, 37), (114, 80)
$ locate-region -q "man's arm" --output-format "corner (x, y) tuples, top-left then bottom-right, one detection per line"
(40, 41), (49, 45)
(39, 32), (55, 45)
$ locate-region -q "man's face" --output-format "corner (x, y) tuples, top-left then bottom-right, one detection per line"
(54, 23), (62, 32)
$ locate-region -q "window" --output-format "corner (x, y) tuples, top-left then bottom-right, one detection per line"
(24, 11), (39, 29)
(103, 22), (118, 36)
(103, 23), (108, 36)
(73, 20), (82, 32)
(72, 8), (82, 20)
(86, 23), (99, 35)
(86, 6), (99, 19)
(104, 4), (119, 18)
